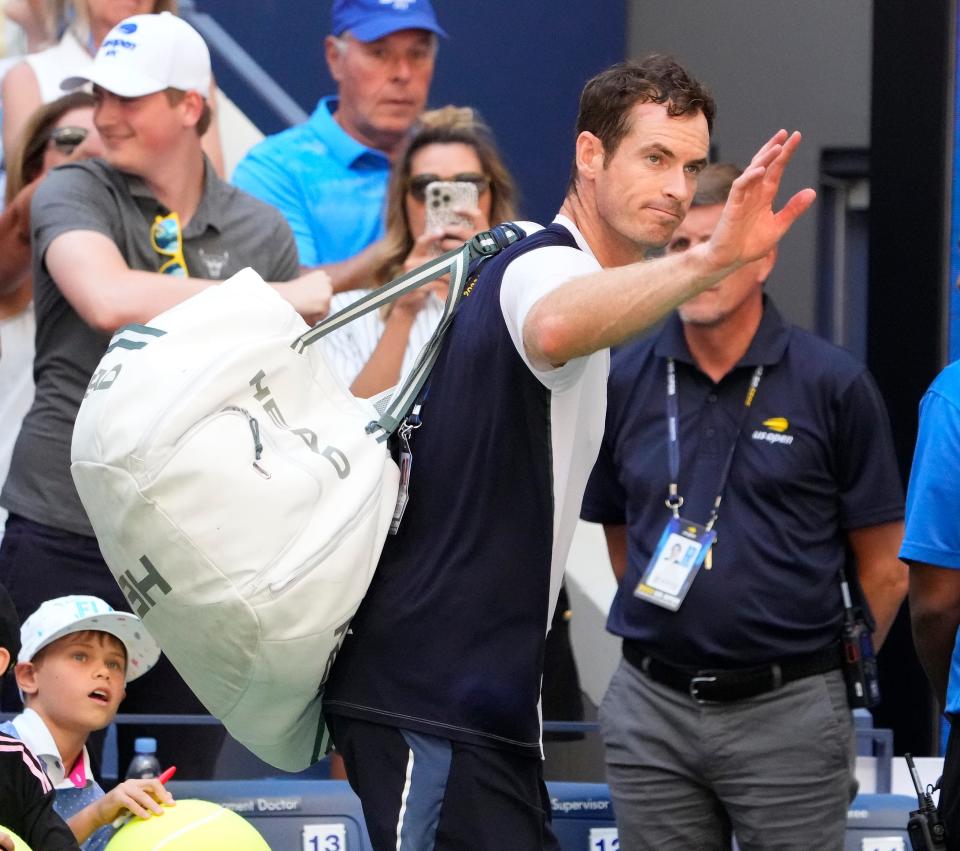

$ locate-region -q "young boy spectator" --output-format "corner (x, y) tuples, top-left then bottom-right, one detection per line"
(1, 595), (172, 850)
(0, 582), (80, 850)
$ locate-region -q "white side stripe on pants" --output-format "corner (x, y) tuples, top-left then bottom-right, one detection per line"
(395, 746), (415, 850)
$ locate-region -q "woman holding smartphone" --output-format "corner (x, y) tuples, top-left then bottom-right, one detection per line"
(323, 105), (518, 398)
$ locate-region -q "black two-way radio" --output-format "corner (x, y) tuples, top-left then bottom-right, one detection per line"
(839, 571), (881, 708)
(905, 753), (947, 850)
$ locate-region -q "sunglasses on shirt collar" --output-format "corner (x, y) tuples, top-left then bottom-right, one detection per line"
(406, 172), (490, 203)
(151, 212), (189, 277)
(48, 126), (89, 155)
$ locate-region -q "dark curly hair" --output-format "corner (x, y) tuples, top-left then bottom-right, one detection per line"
(568, 55), (715, 193)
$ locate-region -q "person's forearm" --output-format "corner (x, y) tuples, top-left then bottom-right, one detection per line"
(859, 559), (908, 649)
(849, 523), (908, 650)
(911, 605), (958, 708)
(67, 269), (217, 333)
(349, 310), (415, 398)
(524, 243), (729, 366)
(67, 805), (100, 843)
(304, 239), (388, 295)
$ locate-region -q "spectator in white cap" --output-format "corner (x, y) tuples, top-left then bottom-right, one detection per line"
(0, 595), (173, 850)
(0, 11), (332, 780)
(233, 0), (446, 294)
(2, 0), (225, 177)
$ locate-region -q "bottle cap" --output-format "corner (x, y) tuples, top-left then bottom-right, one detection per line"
(134, 737), (157, 754)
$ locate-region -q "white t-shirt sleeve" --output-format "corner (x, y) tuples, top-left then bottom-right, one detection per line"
(499, 235), (602, 391)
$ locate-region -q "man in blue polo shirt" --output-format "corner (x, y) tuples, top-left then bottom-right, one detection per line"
(581, 163), (907, 850)
(902, 361), (960, 844)
(232, 0), (443, 290)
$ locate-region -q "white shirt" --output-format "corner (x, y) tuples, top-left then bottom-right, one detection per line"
(499, 215), (610, 623)
(321, 286), (445, 390)
(12, 707), (94, 790)
(25, 28), (91, 104)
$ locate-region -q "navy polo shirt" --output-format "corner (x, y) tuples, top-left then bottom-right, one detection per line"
(581, 298), (903, 668)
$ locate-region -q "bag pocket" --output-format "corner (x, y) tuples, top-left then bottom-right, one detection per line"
(141, 407), (322, 592)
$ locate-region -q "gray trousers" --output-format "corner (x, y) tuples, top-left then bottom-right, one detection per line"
(600, 657), (858, 850)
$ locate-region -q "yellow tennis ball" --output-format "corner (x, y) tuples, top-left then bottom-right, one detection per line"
(0, 826), (32, 850)
(104, 799), (269, 850)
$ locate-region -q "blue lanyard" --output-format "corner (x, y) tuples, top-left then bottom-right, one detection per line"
(665, 358), (763, 530)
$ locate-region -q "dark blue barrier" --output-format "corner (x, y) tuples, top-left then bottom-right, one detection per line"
(164, 779), (915, 850)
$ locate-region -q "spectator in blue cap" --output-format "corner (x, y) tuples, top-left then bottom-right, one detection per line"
(233, 0), (445, 294)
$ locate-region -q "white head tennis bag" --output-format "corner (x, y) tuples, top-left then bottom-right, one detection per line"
(70, 225), (523, 771)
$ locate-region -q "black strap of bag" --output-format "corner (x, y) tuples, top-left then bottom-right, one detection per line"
(292, 223), (526, 439)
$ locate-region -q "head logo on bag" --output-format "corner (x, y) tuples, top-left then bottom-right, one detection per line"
(85, 364), (123, 398)
(249, 370), (351, 479)
(117, 556), (172, 618)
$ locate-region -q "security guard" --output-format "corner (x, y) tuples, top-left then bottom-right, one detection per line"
(581, 163), (908, 851)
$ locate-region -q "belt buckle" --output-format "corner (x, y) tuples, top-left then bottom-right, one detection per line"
(689, 674), (718, 704)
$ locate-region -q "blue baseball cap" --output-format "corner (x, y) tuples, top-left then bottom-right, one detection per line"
(331, 0), (446, 42)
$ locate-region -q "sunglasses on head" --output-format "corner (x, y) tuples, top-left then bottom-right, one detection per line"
(49, 126), (89, 155)
(406, 172), (490, 203)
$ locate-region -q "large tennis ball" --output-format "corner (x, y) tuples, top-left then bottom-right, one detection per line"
(104, 799), (269, 850)
(0, 826), (32, 850)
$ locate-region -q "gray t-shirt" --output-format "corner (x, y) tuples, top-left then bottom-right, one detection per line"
(2, 158), (300, 536)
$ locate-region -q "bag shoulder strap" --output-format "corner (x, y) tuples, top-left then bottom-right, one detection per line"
(292, 223), (526, 439)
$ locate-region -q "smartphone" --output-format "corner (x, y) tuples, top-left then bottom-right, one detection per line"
(424, 180), (479, 232)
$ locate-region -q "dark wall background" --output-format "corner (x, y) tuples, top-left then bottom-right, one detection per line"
(868, 0), (953, 756)
(193, 0), (627, 224)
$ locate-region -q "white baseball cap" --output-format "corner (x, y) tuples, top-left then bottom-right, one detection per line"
(18, 595), (160, 682)
(61, 12), (211, 98)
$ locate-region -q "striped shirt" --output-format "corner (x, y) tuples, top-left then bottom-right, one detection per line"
(321, 290), (445, 390)
(0, 731), (79, 848)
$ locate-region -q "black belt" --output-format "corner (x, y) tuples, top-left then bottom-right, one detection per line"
(622, 640), (842, 704)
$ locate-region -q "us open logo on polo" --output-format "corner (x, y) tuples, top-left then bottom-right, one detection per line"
(751, 417), (795, 445)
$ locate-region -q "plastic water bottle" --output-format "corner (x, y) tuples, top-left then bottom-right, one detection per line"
(126, 737), (161, 779)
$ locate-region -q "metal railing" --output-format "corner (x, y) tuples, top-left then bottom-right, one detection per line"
(178, 0), (307, 130)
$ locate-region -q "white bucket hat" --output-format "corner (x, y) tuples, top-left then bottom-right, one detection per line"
(61, 12), (211, 98)
(18, 595), (160, 682)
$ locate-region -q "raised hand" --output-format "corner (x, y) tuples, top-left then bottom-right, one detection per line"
(704, 130), (816, 272)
